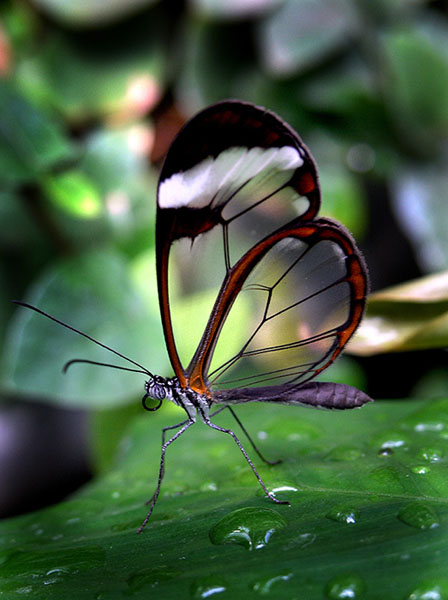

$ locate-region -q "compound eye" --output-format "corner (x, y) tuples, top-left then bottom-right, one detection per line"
(152, 384), (166, 400)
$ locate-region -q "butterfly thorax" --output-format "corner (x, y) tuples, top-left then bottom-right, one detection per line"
(144, 375), (211, 420)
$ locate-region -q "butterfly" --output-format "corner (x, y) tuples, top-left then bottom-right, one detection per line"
(14, 100), (371, 533)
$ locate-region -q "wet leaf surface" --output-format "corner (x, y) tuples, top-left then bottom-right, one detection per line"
(0, 398), (447, 598)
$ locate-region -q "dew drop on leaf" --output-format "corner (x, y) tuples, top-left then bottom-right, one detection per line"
(190, 575), (228, 598)
(326, 506), (360, 525)
(367, 466), (405, 493)
(412, 465), (431, 475)
(417, 447), (444, 463)
(406, 579), (448, 600)
(209, 507), (287, 550)
(126, 566), (180, 593)
(282, 532), (317, 551)
(369, 430), (410, 452)
(251, 571), (293, 595)
(325, 445), (365, 461)
(268, 482), (299, 495)
(398, 502), (440, 529)
(325, 573), (366, 599)
(401, 400), (448, 433)
(43, 567), (70, 586)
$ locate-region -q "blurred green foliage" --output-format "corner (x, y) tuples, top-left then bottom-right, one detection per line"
(1, 0), (447, 406)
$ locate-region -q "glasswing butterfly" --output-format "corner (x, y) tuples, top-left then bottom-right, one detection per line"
(14, 100), (371, 532)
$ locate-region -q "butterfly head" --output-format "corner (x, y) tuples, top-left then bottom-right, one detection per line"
(142, 374), (180, 411)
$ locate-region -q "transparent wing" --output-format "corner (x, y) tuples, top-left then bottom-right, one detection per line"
(155, 100), (368, 395)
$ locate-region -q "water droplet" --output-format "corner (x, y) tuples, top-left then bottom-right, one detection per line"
(268, 482), (299, 495)
(326, 506), (360, 525)
(417, 447), (443, 463)
(190, 575), (227, 598)
(398, 502), (440, 529)
(200, 481), (218, 492)
(368, 466), (404, 492)
(325, 445), (365, 462)
(2, 545), (105, 578)
(325, 573), (366, 599)
(282, 532), (316, 551)
(412, 465), (431, 475)
(400, 553), (411, 561)
(252, 572), (293, 595)
(43, 567), (70, 586)
(415, 423), (444, 433)
(297, 532), (316, 547)
(406, 579), (448, 600)
(209, 507), (287, 550)
(378, 448), (394, 457)
(401, 399), (448, 433)
(370, 431), (410, 452)
(126, 566), (180, 593)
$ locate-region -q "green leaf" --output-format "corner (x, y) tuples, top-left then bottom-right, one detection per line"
(1, 398), (448, 598)
(1, 250), (169, 407)
(350, 271), (448, 355)
(0, 81), (74, 185)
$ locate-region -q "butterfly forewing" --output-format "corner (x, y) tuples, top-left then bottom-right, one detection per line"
(156, 100), (367, 396)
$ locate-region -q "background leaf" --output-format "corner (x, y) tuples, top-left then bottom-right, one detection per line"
(29, 0), (161, 28)
(257, 0), (358, 77)
(0, 81), (74, 185)
(350, 271), (448, 355)
(392, 165), (448, 272)
(1, 250), (169, 407)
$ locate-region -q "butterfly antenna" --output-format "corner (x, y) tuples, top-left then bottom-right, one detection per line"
(63, 358), (150, 375)
(12, 300), (153, 376)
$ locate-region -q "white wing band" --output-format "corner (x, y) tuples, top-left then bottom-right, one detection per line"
(158, 145), (303, 210)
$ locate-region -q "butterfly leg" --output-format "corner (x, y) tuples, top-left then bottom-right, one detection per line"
(201, 411), (290, 507)
(224, 406), (282, 466)
(145, 417), (190, 497)
(137, 418), (195, 533)
(209, 406), (281, 466)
